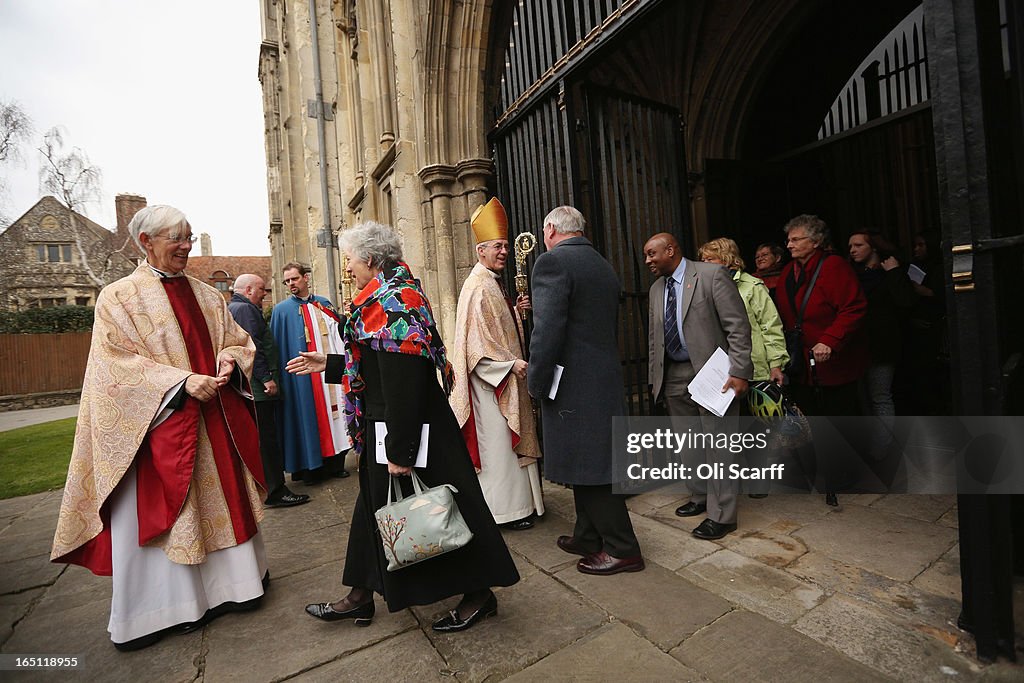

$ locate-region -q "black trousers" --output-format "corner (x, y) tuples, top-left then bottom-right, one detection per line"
(255, 400), (285, 499)
(572, 484), (641, 558)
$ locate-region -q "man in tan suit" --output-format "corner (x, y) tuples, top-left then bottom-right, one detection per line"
(645, 232), (753, 540)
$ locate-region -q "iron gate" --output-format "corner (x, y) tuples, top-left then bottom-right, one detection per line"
(492, 84), (689, 416)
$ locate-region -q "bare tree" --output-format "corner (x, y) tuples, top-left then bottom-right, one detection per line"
(0, 99), (32, 163)
(0, 99), (34, 226)
(38, 127), (135, 287)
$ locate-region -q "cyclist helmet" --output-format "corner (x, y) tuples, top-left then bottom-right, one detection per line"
(748, 380), (785, 424)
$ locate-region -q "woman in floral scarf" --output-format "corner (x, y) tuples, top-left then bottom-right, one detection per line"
(287, 221), (519, 632)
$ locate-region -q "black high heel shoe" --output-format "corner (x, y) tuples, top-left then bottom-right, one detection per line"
(305, 599), (374, 626)
(431, 592), (497, 633)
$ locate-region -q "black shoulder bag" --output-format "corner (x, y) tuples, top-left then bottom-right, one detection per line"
(784, 256), (828, 381)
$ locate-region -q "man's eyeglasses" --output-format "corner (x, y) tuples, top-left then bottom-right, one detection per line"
(786, 236), (812, 244)
(154, 234), (198, 245)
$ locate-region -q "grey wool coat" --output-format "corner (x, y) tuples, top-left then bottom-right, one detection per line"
(527, 236), (626, 486)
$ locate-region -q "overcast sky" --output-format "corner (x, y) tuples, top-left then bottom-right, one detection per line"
(0, 0), (271, 255)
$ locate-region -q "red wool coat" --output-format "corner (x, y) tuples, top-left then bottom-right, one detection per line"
(776, 249), (869, 386)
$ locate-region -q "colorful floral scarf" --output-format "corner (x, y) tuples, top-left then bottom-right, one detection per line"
(342, 261), (454, 456)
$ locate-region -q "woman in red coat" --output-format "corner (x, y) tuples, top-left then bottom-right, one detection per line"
(776, 215), (869, 505)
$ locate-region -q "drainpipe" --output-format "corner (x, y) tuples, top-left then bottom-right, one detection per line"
(308, 0), (337, 304)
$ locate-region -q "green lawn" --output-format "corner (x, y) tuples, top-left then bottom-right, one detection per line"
(0, 417), (76, 500)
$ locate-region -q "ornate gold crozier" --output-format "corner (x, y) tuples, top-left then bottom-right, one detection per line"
(513, 232), (537, 320)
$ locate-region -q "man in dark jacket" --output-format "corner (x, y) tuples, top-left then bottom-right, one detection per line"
(229, 274), (310, 508)
(527, 205), (644, 576)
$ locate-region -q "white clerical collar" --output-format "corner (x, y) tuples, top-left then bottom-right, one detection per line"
(147, 263), (184, 278)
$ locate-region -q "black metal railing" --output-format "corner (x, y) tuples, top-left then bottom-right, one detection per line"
(819, 5), (929, 139)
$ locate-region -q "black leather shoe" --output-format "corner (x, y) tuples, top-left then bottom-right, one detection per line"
(170, 614), (209, 635)
(675, 501), (707, 517)
(265, 492), (311, 508)
(748, 493), (768, 499)
(502, 517), (534, 531)
(305, 599), (374, 626)
(556, 535), (596, 557)
(691, 518), (737, 540)
(334, 469), (351, 479)
(577, 551), (645, 576)
(113, 631), (164, 651)
(431, 592), (497, 632)
(825, 492), (839, 507)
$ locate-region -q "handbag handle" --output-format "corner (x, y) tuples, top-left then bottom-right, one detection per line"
(387, 470), (429, 505)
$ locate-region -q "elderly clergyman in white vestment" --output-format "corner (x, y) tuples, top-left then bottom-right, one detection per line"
(450, 197), (544, 530)
(51, 205), (269, 651)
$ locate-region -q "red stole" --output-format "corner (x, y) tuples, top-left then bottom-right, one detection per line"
(299, 302), (339, 460)
(134, 277), (264, 548)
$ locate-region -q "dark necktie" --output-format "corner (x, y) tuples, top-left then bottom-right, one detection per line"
(664, 277), (688, 362)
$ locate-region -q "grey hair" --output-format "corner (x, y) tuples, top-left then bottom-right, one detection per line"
(543, 206), (586, 235)
(128, 205), (189, 249)
(784, 214), (829, 247)
(339, 221), (404, 269)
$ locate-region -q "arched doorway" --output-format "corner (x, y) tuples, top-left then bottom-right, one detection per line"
(486, 0), (1022, 416)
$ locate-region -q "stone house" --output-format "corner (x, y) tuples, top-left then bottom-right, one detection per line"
(0, 194), (146, 311)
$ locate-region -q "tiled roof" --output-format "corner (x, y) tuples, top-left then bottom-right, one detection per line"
(185, 255), (274, 306)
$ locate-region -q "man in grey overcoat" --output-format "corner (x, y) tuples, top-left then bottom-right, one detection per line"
(645, 232), (753, 540)
(527, 205), (644, 576)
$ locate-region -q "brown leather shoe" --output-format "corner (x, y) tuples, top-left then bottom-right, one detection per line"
(577, 551), (645, 575)
(556, 535), (596, 557)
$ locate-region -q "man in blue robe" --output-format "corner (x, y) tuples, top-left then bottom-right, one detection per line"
(270, 262), (350, 482)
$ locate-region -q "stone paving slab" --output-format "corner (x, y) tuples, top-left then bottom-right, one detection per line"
(16, 493), (63, 520)
(34, 565), (108, 614)
(506, 547), (543, 581)
(680, 549), (825, 624)
(263, 523), (348, 580)
(0, 553), (64, 595)
(787, 551), (962, 638)
(0, 587), (43, 645)
(628, 512), (718, 571)
(0, 491), (51, 520)
(625, 490), (689, 517)
(937, 506), (959, 528)
(0, 525), (58, 563)
(537, 484), (576, 521)
(0, 404), (79, 432)
(506, 621), (705, 682)
(203, 561), (419, 682)
(497, 513), (578, 574)
(555, 557), (732, 651)
(718, 522), (809, 569)
(911, 543), (961, 601)
(294, 629), (454, 682)
(793, 504), (958, 582)
(793, 594), (980, 681)
(733, 493), (837, 528)
(868, 494), (956, 523)
(841, 493), (886, 507)
(672, 609), (891, 682)
(257, 493), (350, 539)
(414, 571), (608, 682)
(4, 597), (203, 683)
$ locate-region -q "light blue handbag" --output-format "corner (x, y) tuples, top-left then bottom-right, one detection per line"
(374, 471), (474, 571)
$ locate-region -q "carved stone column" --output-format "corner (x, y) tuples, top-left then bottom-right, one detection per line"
(455, 158), (494, 277)
(418, 164), (459, 337)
